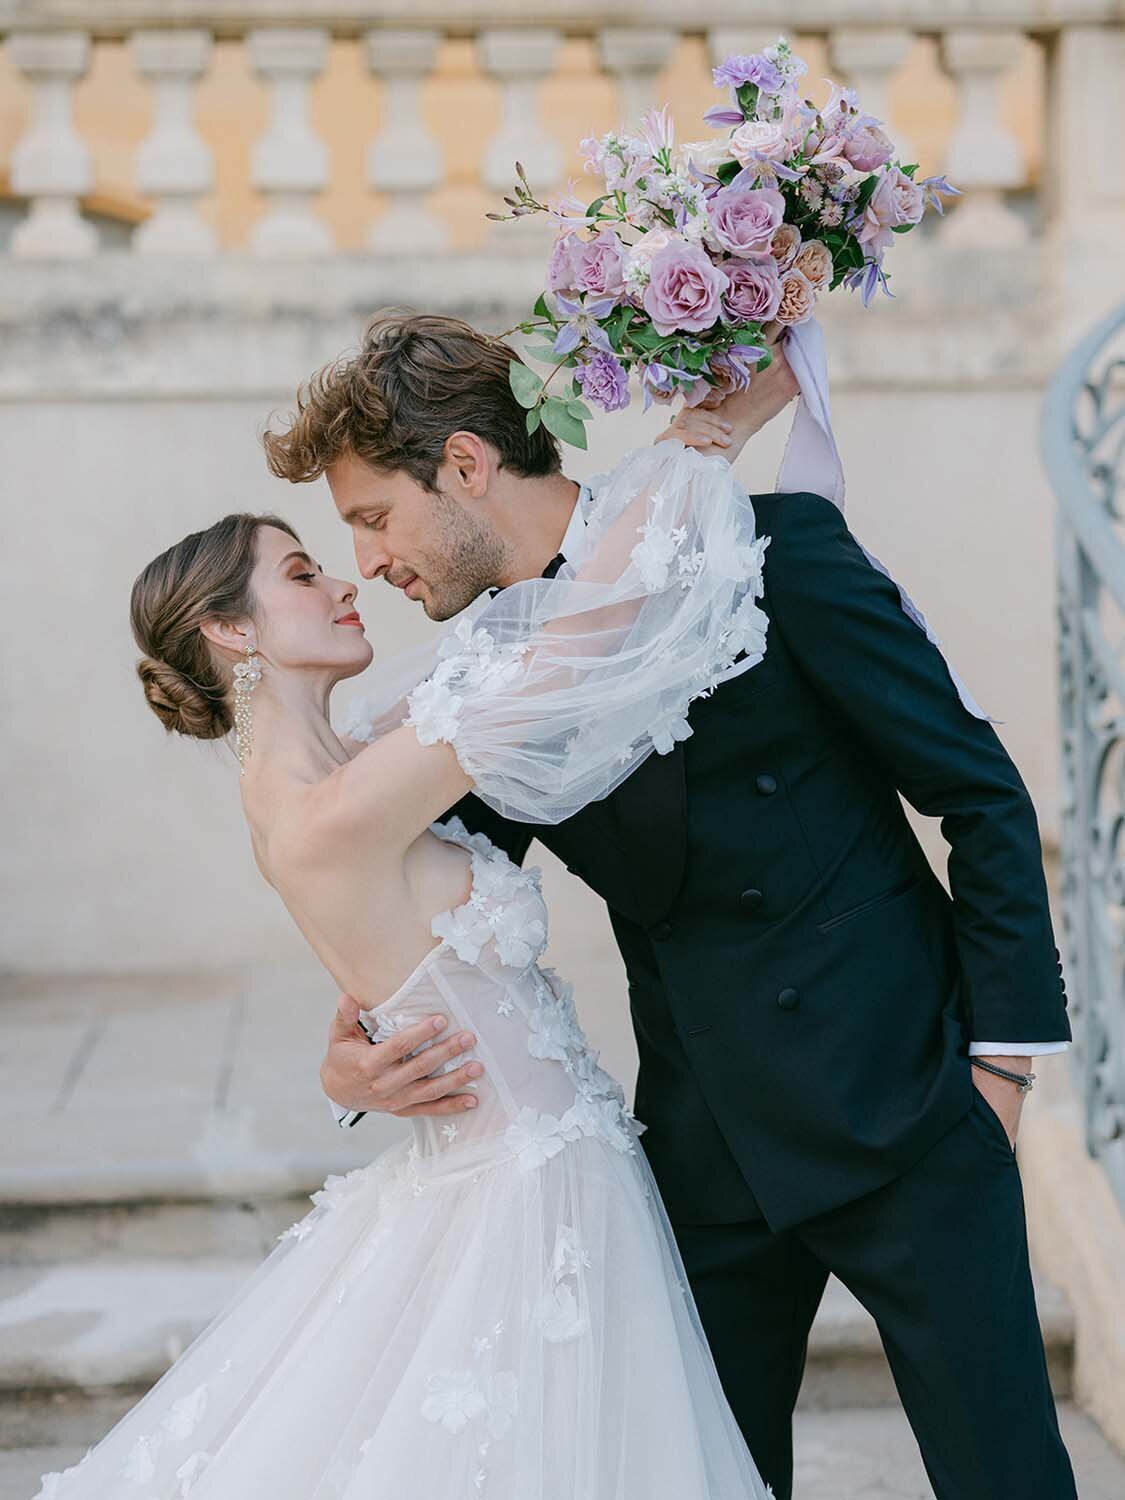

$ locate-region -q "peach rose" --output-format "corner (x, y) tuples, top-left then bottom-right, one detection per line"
(775, 267), (817, 326)
(793, 239), (833, 291)
(768, 223), (802, 271)
(730, 119), (792, 167)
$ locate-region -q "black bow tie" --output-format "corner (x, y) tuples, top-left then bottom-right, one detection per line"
(487, 551), (567, 601)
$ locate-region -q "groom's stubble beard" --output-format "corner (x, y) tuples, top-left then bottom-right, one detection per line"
(418, 486), (510, 622)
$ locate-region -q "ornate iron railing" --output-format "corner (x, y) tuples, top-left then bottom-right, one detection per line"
(1043, 302), (1125, 1207)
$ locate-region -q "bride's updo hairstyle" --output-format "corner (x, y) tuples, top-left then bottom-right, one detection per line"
(130, 512), (300, 740)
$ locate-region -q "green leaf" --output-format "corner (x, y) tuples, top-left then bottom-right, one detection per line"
(891, 223), (914, 234)
(532, 292), (551, 320)
(854, 174), (879, 215)
(715, 159), (742, 187)
(509, 361), (544, 409)
(566, 398), (593, 420)
(523, 341), (561, 363)
(901, 163), (919, 179)
(540, 397), (588, 450)
(586, 194), (609, 218)
(755, 347), (773, 372)
(735, 81), (759, 117)
(733, 326), (764, 345)
(525, 406), (542, 435)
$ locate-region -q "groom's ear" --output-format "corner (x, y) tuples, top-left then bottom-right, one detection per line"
(442, 430), (493, 500)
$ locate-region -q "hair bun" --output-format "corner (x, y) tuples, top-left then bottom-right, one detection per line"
(137, 655), (230, 741)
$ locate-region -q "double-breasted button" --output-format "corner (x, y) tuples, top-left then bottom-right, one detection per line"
(777, 987), (800, 1011)
(755, 774), (778, 796)
(739, 887), (764, 912)
(651, 920), (673, 942)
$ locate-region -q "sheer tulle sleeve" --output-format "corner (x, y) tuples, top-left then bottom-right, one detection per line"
(339, 438), (770, 825)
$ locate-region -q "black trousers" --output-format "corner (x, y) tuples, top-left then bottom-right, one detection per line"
(671, 1088), (1077, 1500)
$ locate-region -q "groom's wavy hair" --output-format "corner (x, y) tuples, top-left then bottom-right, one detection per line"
(263, 309), (562, 492)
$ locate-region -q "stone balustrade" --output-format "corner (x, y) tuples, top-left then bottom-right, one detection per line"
(0, 2), (1120, 299)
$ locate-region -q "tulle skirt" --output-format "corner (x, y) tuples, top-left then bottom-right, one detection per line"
(31, 1129), (770, 1498)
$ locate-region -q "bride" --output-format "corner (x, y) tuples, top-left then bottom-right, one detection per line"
(35, 425), (773, 1499)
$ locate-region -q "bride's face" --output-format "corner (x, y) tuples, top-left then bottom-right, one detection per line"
(249, 525), (374, 681)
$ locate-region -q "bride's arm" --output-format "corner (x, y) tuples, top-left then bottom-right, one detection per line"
(331, 437), (769, 835)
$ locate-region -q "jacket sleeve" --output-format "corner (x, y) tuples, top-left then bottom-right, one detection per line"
(761, 489), (1069, 1046)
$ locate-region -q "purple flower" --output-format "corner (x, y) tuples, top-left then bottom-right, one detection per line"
(844, 257), (894, 307)
(546, 233), (581, 293)
(642, 243), (729, 336)
(575, 351), (630, 412)
(638, 105), (674, 154)
(572, 228), (628, 297)
(638, 359), (695, 411)
(708, 184), (786, 258)
(842, 123), (895, 173)
(703, 106), (744, 129)
(720, 257), (783, 323)
(551, 292), (619, 356)
(917, 174), (962, 216)
(712, 54), (784, 97)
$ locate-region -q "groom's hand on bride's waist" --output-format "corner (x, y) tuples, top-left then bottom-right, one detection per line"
(320, 992), (485, 1118)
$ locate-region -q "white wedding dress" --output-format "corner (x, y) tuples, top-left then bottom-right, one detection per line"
(33, 817), (770, 1499)
(34, 440), (775, 1499)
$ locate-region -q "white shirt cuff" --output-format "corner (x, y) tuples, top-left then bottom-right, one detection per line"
(328, 1096), (352, 1127)
(969, 1040), (1070, 1057)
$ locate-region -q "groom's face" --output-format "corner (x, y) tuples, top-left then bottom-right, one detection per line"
(327, 448), (506, 622)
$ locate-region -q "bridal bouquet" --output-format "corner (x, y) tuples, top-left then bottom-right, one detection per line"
(490, 36), (956, 449)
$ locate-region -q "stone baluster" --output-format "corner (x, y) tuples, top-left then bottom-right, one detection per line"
(364, 29), (447, 254)
(478, 27), (561, 246)
(597, 28), (677, 126)
(8, 31), (96, 258)
(1046, 25), (1125, 339)
(830, 28), (916, 168)
(247, 28), (332, 255)
(131, 30), (217, 257)
(940, 29), (1028, 247)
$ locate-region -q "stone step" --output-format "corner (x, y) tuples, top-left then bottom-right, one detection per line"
(0, 1245), (1074, 1404)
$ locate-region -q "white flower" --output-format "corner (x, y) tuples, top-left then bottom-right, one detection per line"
(527, 1005), (575, 1064)
(562, 1095), (635, 1154)
(551, 1225), (592, 1281)
(161, 1382), (208, 1439)
(405, 675), (463, 746)
(422, 1370), (488, 1434)
(677, 549), (706, 589)
(649, 708), (692, 755)
(278, 1215), (317, 1244)
(123, 1432), (162, 1482)
(472, 1335), (492, 1357)
(725, 594), (769, 660)
(310, 1164), (371, 1214)
(534, 1283), (590, 1343)
(505, 1107), (570, 1171)
(734, 534), (770, 597)
(441, 1122), (460, 1142)
(175, 1451), (211, 1496)
(631, 517), (687, 592)
(484, 1371), (519, 1438)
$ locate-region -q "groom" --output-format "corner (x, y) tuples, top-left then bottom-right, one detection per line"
(265, 310), (1075, 1499)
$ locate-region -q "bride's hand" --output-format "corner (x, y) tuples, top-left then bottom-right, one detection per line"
(656, 407), (735, 454)
(658, 323), (800, 462)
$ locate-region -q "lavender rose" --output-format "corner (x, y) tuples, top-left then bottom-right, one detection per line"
(729, 119), (792, 168)
(720, 257), (782, 323)
(843, 123), (895, 174)
(575, 351), (630, 412)
(855, 168), (925, 254)
(643, 242), (729, 335)
(572, 228), (627, 297)
(775, 267), (817, 326)
(709, 185), (786, 258)
(793, 239), (833, 291)
(546, 232), (581, 293)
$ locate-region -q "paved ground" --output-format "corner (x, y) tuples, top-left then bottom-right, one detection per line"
(2, 1403), (1122, 1500)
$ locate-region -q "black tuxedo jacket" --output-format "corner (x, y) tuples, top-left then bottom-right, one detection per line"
(443, 489), (1070, 1231)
